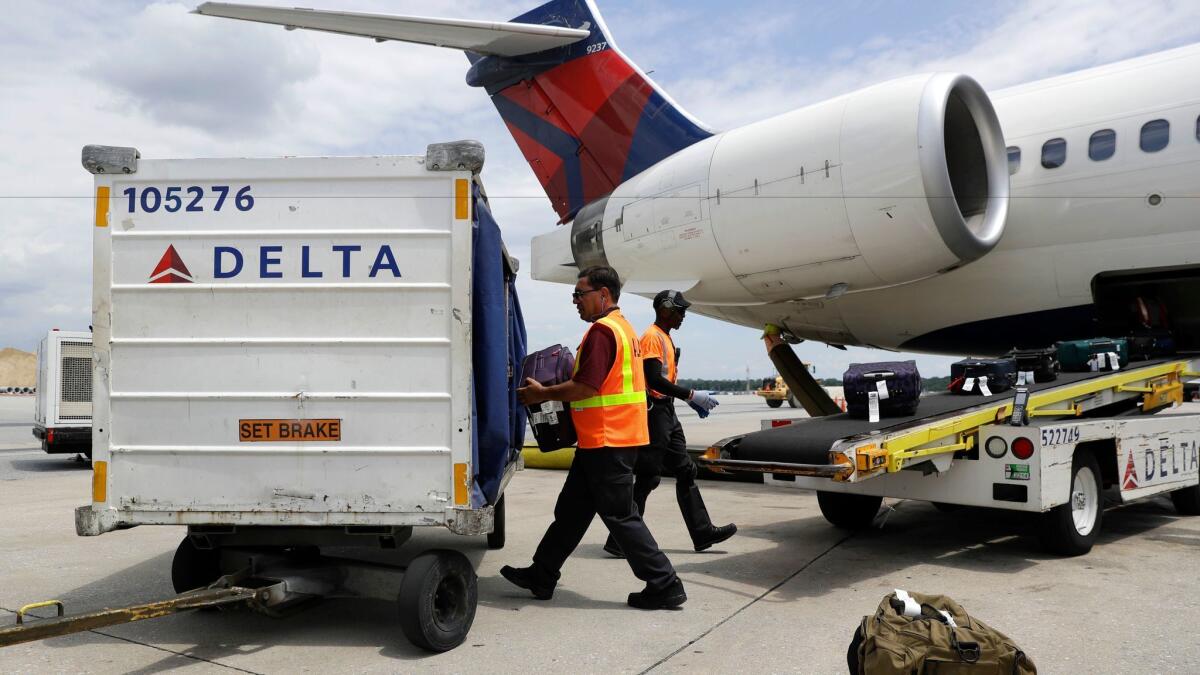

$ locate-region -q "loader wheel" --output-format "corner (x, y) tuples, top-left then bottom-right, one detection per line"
(1170, 483), (1200, 516)
(1039, 451), (1103, 556)
(486, 495), (506, 550)
(817, 491), (883, 530)
(787, 394), (798, 408)
(766, 398), (783, 409)
(398, 550), (477, 652)
(171, 536), (223, 593)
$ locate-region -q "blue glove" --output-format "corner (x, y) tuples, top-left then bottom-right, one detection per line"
(688, 390), (719, 419)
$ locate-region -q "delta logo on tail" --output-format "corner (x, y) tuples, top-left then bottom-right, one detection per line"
(149, 245), (194, 284)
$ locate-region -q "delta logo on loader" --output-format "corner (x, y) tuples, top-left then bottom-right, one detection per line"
(149, 245), (194, 284)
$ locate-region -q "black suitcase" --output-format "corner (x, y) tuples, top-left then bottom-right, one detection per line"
(950, 358), (1017, 395)
(1007, 346), (1059, 383)
(1127, 330), (1176, 361)
(843, 361), (921, 419)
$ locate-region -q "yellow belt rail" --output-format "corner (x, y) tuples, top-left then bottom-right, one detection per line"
(858, 359), (1193, 477)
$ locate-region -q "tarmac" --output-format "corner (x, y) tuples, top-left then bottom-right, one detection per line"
(2, 394), (1199, 673)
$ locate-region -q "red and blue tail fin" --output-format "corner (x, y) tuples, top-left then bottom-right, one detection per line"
(466, 0), (713, 221)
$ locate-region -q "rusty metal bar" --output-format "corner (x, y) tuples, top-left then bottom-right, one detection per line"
(697, 457), (852, 478)
(0, 586), (259, 648)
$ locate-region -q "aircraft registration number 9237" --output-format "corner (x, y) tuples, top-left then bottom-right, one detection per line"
(1040, 426), (1081, 447)
(239, 419), (342, 442)
(122, 185), (255, 214)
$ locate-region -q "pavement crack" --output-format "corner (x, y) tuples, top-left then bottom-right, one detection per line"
(0, 606), (263, 674)
(640, 532), (856, 674)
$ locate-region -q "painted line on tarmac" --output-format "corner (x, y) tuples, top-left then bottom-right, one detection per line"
(0, 606), (263, 673)
(640, 532), (856, 674)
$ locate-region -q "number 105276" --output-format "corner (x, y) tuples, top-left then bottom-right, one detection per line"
(121, 185), (254, 214)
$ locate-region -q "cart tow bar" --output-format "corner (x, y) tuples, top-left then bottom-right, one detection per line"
(0, 585), (266, 648)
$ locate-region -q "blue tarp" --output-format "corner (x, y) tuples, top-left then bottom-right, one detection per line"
(470, 185), (527, 507)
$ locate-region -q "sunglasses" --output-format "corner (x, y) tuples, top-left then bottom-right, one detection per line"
(572, 288), (601, 300)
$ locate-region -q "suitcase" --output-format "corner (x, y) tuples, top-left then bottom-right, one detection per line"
(1056, 338), (1128, 372)
(1007, 346), (1059, 383)
(520, 344), (577, 452)
(1127, 331), (1176, 361)
(843, 361), (921, 419)
(949, 358), (1017, 395)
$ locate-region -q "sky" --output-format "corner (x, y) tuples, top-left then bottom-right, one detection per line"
(3, 0), (1200, 380)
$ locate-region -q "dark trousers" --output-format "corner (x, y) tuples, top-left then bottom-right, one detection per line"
(606, 399), (715, 550)
(532, 447), (678, 591)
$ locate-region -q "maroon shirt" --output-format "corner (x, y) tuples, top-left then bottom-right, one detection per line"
(572, 308), (618, 392)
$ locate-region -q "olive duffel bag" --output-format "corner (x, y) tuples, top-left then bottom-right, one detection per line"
(848, 590), (1036, 674)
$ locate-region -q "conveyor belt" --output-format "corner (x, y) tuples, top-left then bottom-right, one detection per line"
(730, 360), (1173, 465)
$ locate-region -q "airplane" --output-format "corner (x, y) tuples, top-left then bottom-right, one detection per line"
(194, 0), (1200, 358)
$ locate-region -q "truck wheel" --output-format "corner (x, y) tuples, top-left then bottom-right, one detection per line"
(766, 398), (783, 409)
(787, 394), (798, 408)
(1170, 483), (1200, 515)
(171, 537), (222, 593)
(1039, 452), (1103, 556)
(398, 550), (477, 652)
(486, 495), (506, 550)
(817, 491), (882, 529)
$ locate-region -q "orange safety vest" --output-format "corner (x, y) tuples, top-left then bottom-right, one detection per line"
(641, 323), (677, 399)
(571, 309), (650, 449)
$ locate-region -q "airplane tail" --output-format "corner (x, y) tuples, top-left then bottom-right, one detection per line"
(195, 0), (712, 221)
(467, 0), (713, 221)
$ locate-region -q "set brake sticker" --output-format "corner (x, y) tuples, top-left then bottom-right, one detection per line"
(239, 419), (342, 442)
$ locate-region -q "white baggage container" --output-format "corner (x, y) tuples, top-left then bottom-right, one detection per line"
(72, 142), (523, 651)
(33, 329), (93, 455)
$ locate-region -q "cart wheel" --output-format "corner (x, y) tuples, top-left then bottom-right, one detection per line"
(171, 537), (222, 593)
(787, 394), (798, 408)
(398, 550), (477, 652)
(1170, 483), (1200, 515)
(487, 495), (506, 550)
(817, 491), (882, 529)
(1039, 451), (1103, 556)
(766, 398), (783, 409)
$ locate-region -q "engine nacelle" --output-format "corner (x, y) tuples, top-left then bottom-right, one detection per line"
(532, 73), (1009, 304)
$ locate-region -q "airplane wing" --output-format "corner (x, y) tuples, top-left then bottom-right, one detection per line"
(192, 2), (591, 57)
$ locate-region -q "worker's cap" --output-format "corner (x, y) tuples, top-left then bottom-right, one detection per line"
(653, 289), (691, 312)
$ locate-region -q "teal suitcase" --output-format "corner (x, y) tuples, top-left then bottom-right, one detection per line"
(1056, 338), (1128, 372)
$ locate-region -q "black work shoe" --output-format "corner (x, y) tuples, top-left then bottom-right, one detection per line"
(602, 539), (626, 559)
(500, 565), (555, 600)
(694, 523), (738, 552)
(628, 579), (687, 610)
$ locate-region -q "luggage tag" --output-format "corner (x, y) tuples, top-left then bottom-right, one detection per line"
(1018, 371), (1032, 386)
(541, 401), (563, 413)
(963, 377), (975, 392)
(1089, 354), (1101, 371)
(875, 379), (890, 400)
(1108, 351), (1119, 371)
(868, 391), (880, 423)
(978, 376), (992, 397)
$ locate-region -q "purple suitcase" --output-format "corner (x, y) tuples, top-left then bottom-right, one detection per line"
(844, 361), (922, 419)
(521, 344), (577, 451)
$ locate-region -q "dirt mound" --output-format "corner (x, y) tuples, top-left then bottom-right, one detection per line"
(0, 348), (36, 387)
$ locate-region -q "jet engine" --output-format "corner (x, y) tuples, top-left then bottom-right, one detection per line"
(532, 73), (1009, 305)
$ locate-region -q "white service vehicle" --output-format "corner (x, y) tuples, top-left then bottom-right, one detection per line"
(54, 143), (526, 653)
(701, 359), (1200, 555)
(32, 329), (93, 456)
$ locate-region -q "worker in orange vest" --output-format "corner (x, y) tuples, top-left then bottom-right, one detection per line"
(504, 266), (685, 610)
(603, 289), (736, 558)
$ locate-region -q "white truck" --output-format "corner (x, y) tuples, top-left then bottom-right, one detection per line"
(32, 329), (93, 456)
(702, 358), (1200, 555)
(46, 143), (526, 652)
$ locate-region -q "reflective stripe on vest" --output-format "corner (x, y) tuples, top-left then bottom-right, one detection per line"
(571, 310), (650, 449)
(644, 324), (676, 399)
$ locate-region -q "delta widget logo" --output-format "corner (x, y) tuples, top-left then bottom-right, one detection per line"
(149, 245), (194, 284)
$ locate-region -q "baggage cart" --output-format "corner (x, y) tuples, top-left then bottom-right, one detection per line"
(4, 143), (528, 652)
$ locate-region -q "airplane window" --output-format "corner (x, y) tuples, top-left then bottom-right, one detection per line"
(1007, 146), (1021, 175)
(1088, 129), (1116, 161)
(1140, 119), (1169, 152)
(1041, 138), (1066, 169)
